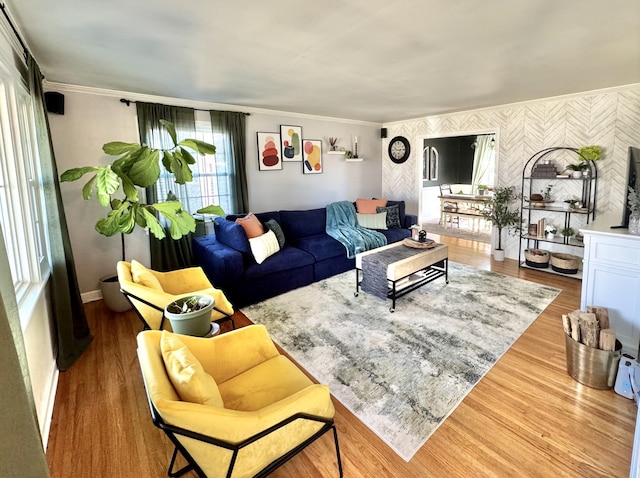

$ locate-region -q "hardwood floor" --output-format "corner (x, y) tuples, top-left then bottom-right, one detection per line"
(46, 235), (637, 477)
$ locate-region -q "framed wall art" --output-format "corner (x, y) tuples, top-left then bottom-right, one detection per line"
(302, 139), (322, 174)
(280, 125), (303, 162)
(257, 132), (282, 171)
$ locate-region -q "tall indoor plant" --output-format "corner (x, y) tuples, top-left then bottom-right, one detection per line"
(481, 186), (522, 261)
(61, 120), (223, 310)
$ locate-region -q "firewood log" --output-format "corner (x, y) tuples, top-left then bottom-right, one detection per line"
(600, 329), (616, 351)
(569, 315), (581, 342)
(579, 313), (599, 348)
(587, 306), (610, 330)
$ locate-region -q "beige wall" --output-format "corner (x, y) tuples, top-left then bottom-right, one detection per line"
(382, 84), (640, 259)
(48, 87), (384, 296)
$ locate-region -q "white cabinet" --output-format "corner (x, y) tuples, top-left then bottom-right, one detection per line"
(580, 215), (640, 354)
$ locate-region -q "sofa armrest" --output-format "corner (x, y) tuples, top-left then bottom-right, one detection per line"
(404, 214), (418, 229)
(193, 236), (245, 289)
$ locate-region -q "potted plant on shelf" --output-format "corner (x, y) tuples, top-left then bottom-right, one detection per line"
(481, 186), (522, 261)
(565, 163), (588, 179)
(477, 184), (489, 196)
(544, 224), (557, 240)
(563, 197), (580, 210)
(561, 227), (575, 240)
(164, 294), (215, 336)
(60, 120), (219, 311)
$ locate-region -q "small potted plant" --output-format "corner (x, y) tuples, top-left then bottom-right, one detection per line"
(541, 184), (553, 201)
(561, 227), (575, 239)
(565, 163), (588, 179)
(477, 184), (489, 196)
(563, 197), (580, 210)
(164, 294), (215, 336)
(544, 224), (557, 240)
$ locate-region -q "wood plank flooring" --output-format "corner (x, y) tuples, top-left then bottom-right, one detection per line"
(46, 235), (637, 477)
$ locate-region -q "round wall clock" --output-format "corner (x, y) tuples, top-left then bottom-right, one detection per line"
(388, 136), (411, 164)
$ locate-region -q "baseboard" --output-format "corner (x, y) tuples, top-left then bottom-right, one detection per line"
(81, 289), (102, 303)
(42, 367), (59, 450)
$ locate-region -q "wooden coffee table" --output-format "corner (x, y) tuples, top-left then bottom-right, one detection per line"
(355, 241), (449, 312)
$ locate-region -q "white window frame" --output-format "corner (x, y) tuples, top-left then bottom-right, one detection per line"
(0, 62), (50, 327)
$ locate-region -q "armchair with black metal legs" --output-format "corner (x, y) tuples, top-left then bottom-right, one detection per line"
(117, 260), (235, 333)
(137, 325), (343, 478)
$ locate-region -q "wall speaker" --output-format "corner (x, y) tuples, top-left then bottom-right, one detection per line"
(44, 92), (64, 115)
(381, 127), (387, 139)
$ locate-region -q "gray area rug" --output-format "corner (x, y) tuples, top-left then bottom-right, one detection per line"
(422, 218), (491, 243)
(241, 263), (560, 461)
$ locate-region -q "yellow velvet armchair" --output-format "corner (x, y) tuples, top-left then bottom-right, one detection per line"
(137, 325), (343, 478)
(117, 260), (235, 332)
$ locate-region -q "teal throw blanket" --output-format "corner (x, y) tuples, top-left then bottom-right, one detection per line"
(326, 201), (387, 259)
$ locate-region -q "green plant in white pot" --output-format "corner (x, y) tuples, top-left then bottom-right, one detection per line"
(481, 186), (522, 261)
(60, 120), (221, 311)
(164, 294), (215, 336)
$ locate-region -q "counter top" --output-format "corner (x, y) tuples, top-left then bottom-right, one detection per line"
(579, 212), (639, 239)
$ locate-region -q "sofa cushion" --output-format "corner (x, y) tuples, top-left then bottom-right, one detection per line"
(356, 198), (387, 214)
(214, 218), (251, 255)
(378, 227), (411, 243)
(377, 204), (401, 229)
(130, 260), (163, 291)
(244, 245), (315, 281)
(357, 212), (387, 230)
(264, 219), (285, 248)
(279, 208), (326, 241)
(295, 234), (346, 262)
(249, 230), (280, 264)
(160, 331), (224, 407)
(235, 212), (264, 238)
(385, 200), (406, 226)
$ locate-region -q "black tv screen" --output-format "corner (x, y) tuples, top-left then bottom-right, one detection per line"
(622, 146), (640, 228)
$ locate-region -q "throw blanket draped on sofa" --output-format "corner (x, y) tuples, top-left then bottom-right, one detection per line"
(326, 201), (387, 259)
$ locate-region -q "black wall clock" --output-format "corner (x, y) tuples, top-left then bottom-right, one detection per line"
(388, 136), (411, 164)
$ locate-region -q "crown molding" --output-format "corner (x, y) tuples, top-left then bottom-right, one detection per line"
(42, 81), (381, 126)
(384, 83), (640, 127)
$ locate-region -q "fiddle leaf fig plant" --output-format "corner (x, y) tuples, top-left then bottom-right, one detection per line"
(60, 120), (218, 240)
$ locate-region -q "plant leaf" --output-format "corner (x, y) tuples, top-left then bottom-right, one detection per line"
(140, 207), (166, 239)
(102, 142), (141, 156)
(111, 163), (139, 202)
(81, 175), (97, 200)
(159, 120), (177, 146)
(179, 146), (196, 165)
(171, 150), (193, 184)
(60, 166), (99, 182)
(162, 151), (173, 172)
(95, 166), (120, 207)
(152, 201), (196, 239)
(128, 148), (160, 187)
(196, 205), (225, 216)
(178, 139), (216, 155)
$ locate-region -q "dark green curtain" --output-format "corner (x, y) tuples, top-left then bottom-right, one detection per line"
(136, 102), (196, 271)
(28, 55), (92, 371)
(210, 111), (249, 213)
(0, 225), (50, 477)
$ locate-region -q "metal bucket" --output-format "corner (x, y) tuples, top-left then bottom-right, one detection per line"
(565, 334), (622, 389)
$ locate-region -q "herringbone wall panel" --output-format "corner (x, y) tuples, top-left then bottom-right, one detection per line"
(382, 85), (640, 258)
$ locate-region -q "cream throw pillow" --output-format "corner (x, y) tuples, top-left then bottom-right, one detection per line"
(131, 260), (163, 291)
(249, 229), (280, 264)
(357, 211), (388, 230)
(160, 331), (224, 407)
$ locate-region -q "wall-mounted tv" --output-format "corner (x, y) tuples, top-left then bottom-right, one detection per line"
(616, 146), (640, 229)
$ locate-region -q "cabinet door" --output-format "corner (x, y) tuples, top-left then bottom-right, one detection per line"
(583, 261), (640, 354)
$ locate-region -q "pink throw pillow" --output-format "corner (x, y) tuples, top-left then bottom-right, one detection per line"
(235, 213), (264, 238)
(356, 198), (388, 214)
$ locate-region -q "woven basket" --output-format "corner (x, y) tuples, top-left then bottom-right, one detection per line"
(524, 249), (550, 268)
(550, 253), (581, 274)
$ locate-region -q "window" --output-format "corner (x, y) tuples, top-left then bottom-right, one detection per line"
(0, 67), (49, 313)
(155, 112), (233, 216)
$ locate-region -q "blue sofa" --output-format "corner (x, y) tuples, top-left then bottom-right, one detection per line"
(193, 201), (417, 307)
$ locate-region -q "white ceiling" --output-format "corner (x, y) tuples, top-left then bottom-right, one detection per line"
(8, 0), (640, 123)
